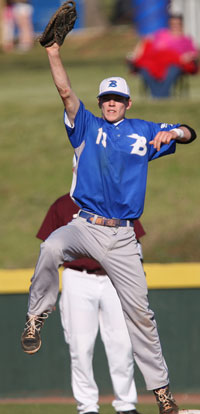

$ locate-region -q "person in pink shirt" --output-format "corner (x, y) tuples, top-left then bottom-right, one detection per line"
(128, 14), (199, 97)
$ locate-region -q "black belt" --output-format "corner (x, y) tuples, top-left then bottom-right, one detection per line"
(86, 269), (107, 275)
(79, 210), (134, 228)
(68, 267), (107, 275)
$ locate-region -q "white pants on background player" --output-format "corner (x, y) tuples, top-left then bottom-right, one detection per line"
(59, 268), (138, 414)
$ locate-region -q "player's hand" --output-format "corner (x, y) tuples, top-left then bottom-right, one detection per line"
(46, 42), (60, 54)
(149, 130), (177, 151)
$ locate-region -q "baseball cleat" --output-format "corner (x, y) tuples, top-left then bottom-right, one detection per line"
(21, 312), (49, 354)
(154, 385), (179, 414)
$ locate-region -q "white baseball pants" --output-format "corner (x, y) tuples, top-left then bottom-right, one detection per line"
(59, 268), (138, 414)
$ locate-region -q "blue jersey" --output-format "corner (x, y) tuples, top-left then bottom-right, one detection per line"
(64, 101), (180, 219)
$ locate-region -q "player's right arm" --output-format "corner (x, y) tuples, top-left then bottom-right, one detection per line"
(46, 42), (80, 126)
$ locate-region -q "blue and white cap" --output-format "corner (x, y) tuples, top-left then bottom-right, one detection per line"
(98, 77), (130, 98)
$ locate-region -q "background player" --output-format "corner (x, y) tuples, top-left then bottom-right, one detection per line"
(21, 36), (197, 414)
(37, 191), (145, 414)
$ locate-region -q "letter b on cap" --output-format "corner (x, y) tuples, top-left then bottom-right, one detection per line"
(109, 80), (117, 88)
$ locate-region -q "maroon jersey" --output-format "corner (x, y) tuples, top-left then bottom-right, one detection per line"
(37, 193), (146, 272)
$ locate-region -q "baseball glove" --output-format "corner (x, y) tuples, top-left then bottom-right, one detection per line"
(39, 1), (77, 48)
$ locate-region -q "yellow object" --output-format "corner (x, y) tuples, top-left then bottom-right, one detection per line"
(0, 263), (200, 294)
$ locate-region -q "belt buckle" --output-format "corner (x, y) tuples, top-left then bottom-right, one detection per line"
(87, 214), (122, 227)
(94, 217), (116, 227)
(95, 217), (104, 226)
(104, 219), (114, 227)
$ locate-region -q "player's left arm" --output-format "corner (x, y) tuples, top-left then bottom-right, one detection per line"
(149, 124), (197, 151)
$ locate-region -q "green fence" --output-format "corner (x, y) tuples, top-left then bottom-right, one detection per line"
(0, 288), (200, 399)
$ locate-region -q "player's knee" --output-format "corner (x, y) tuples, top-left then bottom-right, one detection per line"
(40, 238), (63, 260)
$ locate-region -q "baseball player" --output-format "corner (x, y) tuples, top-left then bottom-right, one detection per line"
(37, 192), (146, 414)
(21, 39), (197, 414)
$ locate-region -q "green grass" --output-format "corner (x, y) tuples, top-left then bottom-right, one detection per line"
(0, 404), (159, 414)
(1, 404), (200, 414)
(1, 27), (200, 268)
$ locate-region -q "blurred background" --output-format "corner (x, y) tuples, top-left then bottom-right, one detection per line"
(0, 0), (200, 403)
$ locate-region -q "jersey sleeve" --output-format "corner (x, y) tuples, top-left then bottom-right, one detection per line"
(64, 101), (95, 148)
(147, 121), (180, 161)
(134, 219), (146, 239)
(36, 195), (73, 241)
(36, 204), (61, 241)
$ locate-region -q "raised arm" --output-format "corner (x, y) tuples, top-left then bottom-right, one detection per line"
(46, 43), (80, 126)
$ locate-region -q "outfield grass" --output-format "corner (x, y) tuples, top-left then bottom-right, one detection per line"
(1, 404), (200, 414)
(0, 404), (149, 414)
(0, 404), (162, 414)
(1, 27), (200, 268)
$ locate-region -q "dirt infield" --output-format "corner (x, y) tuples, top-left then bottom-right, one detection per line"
(1, 394), (200, 405)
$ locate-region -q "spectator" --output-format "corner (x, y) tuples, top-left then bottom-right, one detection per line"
(1, 0), (15, 52)
(127, 13), (199, 98)
(1, 0), (34, 52)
